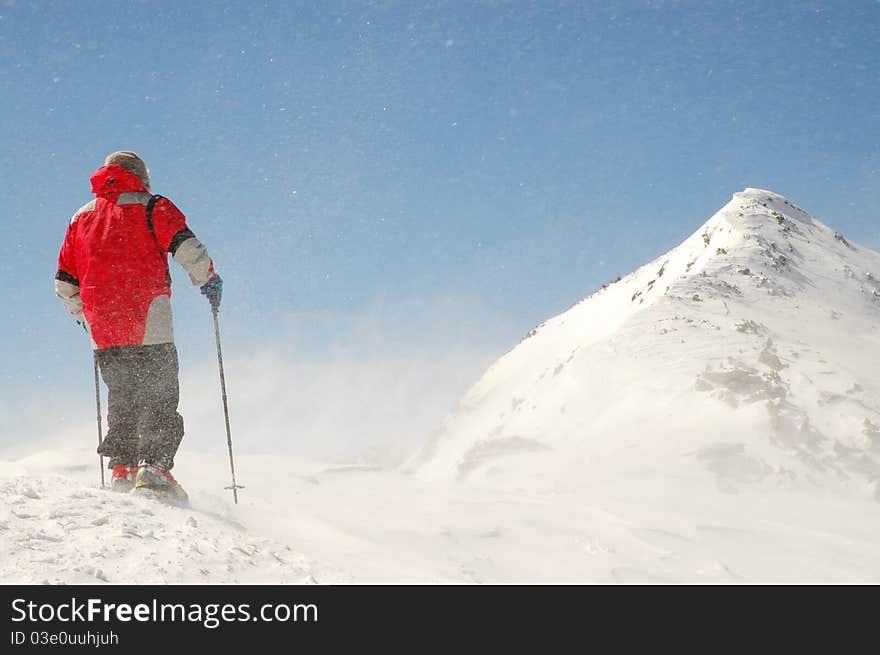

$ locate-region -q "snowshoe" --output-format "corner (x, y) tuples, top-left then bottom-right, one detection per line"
(110, 464), (138, 493)
(132, 464), (189, 506)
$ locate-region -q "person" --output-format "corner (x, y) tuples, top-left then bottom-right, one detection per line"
(54, 151), (222, 499)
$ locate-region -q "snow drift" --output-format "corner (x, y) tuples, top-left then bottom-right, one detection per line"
(0, 452), (319, 584)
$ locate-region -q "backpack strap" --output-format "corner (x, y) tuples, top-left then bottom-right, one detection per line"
(145, 194), (172, 287)
(146, 194), (164, 242)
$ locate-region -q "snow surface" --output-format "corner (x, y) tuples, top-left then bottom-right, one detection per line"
(4, 445), (880, 584)
(4, 188), (880, 583)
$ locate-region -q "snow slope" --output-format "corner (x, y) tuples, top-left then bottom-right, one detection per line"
(5, 442), (880, 583)
(0, 452), (318, 584)
(4, 445), (880, 584)
(415, 188), (880, 499)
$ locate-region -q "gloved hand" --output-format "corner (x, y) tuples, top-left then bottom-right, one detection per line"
(200, 273), (223, 310)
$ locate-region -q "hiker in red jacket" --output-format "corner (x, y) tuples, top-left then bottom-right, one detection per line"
(55, 151), (222, 499)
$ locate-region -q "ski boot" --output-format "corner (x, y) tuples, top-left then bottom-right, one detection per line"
(132, 464), (189, 505)
(110, 464), (138, 493)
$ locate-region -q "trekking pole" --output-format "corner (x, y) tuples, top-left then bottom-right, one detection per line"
(93, 352), (105, 488)
(211, 304), (244, 504)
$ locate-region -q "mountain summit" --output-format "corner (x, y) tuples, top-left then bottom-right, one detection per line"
(417, 189), (880, 496)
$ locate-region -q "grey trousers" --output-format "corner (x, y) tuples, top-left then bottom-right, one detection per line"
(95, 343), (184, 471)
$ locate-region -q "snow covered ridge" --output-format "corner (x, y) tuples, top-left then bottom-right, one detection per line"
(416, 189), (880, 496)
(0, 455), (319, 585)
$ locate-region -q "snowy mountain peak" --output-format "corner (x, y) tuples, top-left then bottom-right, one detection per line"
(703, 187), (815, 242)
(730, 187), (812, 223)
(598, 187), (873, 318)
(417, 190), (880, 497)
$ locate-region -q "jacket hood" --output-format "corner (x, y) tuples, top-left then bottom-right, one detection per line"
(90, 164), (148, 200)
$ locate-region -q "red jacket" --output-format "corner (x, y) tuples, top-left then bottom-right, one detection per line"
(55, 164), (215, 349)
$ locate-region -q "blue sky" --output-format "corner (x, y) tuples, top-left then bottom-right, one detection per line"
(1, 1), (878, 453)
